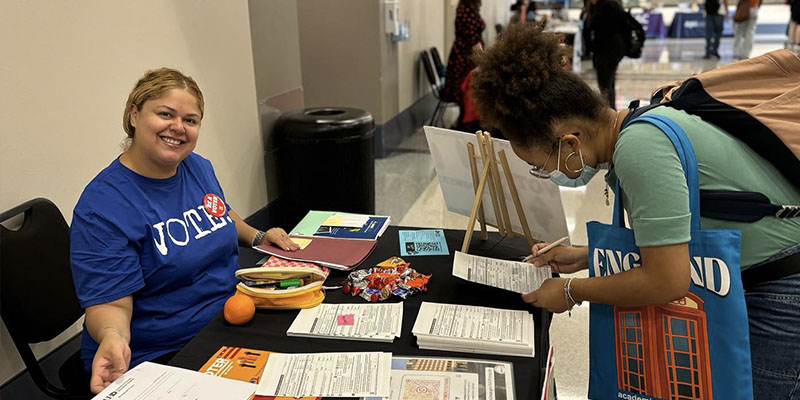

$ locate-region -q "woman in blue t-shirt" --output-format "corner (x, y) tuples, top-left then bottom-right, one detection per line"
(70, 68), (300, 394)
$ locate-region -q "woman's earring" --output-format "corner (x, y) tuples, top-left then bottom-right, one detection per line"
(564, 152), (583, 173)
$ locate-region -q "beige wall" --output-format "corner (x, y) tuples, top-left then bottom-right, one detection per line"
(396, 0), (446, 112)
(248, 0), (304, 202)
(0, 0), (262, 385)
(297, 0), (383, 120)
(298, 0), (445, 125)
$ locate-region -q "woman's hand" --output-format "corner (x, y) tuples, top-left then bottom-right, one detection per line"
(90, 328), (131, 394)
(521, 277), (570, 313)
(529, 243), (588, 274)
(265, 227), (300, 251)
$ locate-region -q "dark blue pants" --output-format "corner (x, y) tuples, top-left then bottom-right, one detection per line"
(705, 14), (724, 55)
(746, 272), (800, 399)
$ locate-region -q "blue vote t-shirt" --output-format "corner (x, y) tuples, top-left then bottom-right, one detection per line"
(70, 152), (239, 370)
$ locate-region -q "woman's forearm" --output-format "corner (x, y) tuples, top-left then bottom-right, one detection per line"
(85, 296), (133, 344)
(229, 210), (259, 247)
(571, 243), (691, 306)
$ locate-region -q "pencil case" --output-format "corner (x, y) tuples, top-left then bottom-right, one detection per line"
(234, 256), (330, 310)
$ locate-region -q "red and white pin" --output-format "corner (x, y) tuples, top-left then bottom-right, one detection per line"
(203, 193), (226, 217)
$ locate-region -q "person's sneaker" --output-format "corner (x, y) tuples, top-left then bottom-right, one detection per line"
(711, 51), (721, 59)
(703, 53), (712, 59)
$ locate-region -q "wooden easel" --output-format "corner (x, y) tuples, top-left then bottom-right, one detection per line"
(462, 131), (537, 253)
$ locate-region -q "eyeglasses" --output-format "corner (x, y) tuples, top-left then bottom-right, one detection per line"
(528, 145), (555, 179)
(528, 133), (579, 179)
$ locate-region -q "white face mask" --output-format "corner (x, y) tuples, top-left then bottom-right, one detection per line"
(548, 140), (609, 187)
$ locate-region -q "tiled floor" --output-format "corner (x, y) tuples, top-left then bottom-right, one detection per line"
(375, 36), (790, 400)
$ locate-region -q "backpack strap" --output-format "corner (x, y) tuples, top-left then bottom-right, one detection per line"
(623, 100), (800, 222)
(699, 190), (800, 221)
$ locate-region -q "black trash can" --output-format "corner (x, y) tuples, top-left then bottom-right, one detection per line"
(276, 107), (375, 226)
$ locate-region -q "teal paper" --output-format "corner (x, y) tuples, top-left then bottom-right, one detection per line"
(399, 229), (450, 256)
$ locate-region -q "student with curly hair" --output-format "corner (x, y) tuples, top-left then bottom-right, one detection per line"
(470, 23), (800, 398)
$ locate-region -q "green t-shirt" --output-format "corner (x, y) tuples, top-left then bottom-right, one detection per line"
(604, 106), (800, 268)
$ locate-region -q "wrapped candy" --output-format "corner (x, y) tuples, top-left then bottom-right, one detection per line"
(342, 257), (431, 301)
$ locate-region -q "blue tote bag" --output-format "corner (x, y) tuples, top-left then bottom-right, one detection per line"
(586, 115), (752, 400)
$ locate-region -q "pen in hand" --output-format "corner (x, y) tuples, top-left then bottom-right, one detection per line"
(522, 236), (569, 263)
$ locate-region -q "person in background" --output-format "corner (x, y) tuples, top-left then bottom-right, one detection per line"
(442, 0), (485, 130)
(787, 0), (800, 54)
(583, 0), (628, 109)
(704, 0), (730, 58)
(70, 68), (299, 394)
(733, 0), (761, 59)
(470, 23), (800, 399)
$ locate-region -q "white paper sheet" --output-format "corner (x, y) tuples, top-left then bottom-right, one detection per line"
(452, 251), (552, 294)
(90, 362), (255, 400)
(412, 302), (529, 344)
(287, 302), (403, 342)
(412, 303), (535, 358)
(256, 352), (392, 398)
(424, 126), (569, 243)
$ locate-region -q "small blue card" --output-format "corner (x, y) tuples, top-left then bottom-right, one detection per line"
(398, 229), (450, 256)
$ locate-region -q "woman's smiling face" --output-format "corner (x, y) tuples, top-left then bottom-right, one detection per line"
(128, 88), (202, 176)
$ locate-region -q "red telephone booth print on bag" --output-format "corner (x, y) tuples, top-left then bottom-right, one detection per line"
(614, 293), (712, 399)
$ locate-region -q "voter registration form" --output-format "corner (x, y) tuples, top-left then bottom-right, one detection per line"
(90, 362), (255, 400)
(413, 302), (530, 344)
(287, 302), (403, 342)
(256, 352), (392, 398)
(453, 251), (551, 294)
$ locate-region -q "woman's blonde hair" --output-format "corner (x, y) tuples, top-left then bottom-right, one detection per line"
(123, 68), (204, 139)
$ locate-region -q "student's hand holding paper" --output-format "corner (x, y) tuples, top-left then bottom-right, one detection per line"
(521, 277), (570, 313)
(528, 242), (588, 274)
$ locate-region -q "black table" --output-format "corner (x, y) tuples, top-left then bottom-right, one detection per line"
(170, 226), (552, 399)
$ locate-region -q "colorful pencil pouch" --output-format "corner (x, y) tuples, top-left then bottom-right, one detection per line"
(234, 256), (330, 310)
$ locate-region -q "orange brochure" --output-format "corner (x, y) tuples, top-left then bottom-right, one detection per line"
(199, 346), (320, 400)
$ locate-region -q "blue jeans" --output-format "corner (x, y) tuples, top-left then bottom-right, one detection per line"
(705, 14), (724, 55)
(746, 272), (800, 399)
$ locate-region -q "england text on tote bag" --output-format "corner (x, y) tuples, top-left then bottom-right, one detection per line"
(586, 115), (752, 400)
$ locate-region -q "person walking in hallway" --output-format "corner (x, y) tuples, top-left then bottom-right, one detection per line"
(583, 0), (628, 109)
(734, 0), (761, 58)
(705, 0), (729, 58)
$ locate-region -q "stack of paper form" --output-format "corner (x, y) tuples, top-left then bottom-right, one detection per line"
(412, 302), (536, 358)
(287, 302), (403, 343)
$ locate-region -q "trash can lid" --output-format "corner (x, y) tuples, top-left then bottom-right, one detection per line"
(276, 107), (375, 142)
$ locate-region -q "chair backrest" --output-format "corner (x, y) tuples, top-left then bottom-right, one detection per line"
(429, 46), (445, 79)
(420, 50), (440, 95)
(0, 198), (85, 398)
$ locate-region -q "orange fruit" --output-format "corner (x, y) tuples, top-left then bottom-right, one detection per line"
(223, 293), (255, 325)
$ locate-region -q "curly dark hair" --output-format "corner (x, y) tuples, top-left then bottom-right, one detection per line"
(471, 23), (608, 148)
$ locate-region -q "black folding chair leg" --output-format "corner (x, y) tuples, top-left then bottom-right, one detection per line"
(429, 100), (443, 127)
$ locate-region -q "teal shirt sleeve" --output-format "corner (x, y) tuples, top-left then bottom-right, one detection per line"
(612, 121), (692, 247)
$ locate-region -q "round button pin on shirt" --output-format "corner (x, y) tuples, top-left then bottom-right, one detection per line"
(203, 193), (226, 217)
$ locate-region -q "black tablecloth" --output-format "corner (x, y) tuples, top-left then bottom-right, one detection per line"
(169, 226), (551, 399)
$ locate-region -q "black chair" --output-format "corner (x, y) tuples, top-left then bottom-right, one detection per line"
(0, 198), (91, 399)
(421, 49), (450, 127)
(429, 46), (446, 84)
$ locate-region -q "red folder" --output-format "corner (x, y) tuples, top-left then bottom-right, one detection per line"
(254, 235), (377, 271)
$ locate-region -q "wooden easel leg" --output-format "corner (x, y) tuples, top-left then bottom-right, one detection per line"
(485, 133), (513, 238)
(498, 149), (538, 247)
(462, 161), (492, 253)
(467, 143), (489, 240)
(477, 132), (506, 236)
